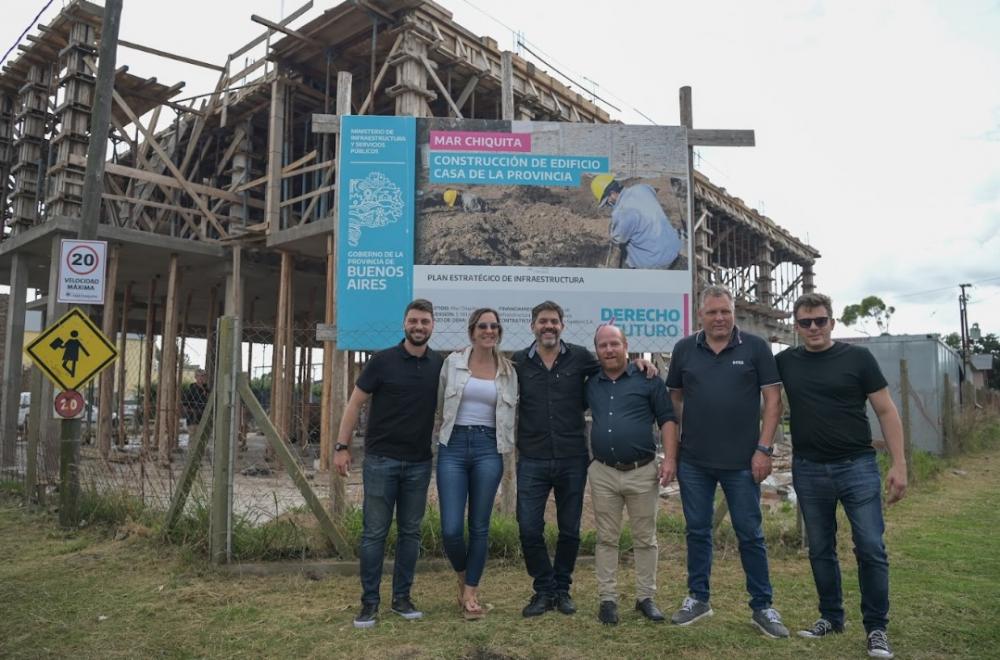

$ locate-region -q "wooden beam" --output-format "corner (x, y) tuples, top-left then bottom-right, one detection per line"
(108, 88), (229, 236)
(358, 33), (403, 116)
(157, 255), (180, 467)
(230, 0), (313, 60)
(118, 39), (225, 72)
(116, 282), (132, 449)
(97, 245), (120, 458)
(238, 374), (354, 559)
(141, 278), (157, 452)
(311, 114), (340, 134)
(421, 55), (462, 118)
(279, 184), (335, 209)
(687, 128), (755, 147)
(250, 14), (324, 50)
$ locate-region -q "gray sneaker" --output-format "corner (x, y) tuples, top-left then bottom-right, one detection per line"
(752, 607), (790, 638)
(867, 629), (894, 658)
(798, 618), (844, 638)
(670, 596), (714, 626)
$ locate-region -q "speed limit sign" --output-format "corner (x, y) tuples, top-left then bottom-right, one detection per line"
(57, 239), (108, 305)
(54, 390), (85, 419)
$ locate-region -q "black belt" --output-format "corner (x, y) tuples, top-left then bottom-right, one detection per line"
(594, 455), (654, 472)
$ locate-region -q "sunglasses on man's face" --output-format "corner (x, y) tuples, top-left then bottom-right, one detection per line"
(796, 317), (830, 329)
(476, 322), (500, 330)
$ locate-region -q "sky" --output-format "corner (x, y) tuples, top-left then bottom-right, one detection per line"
(3, 0), (998, 340)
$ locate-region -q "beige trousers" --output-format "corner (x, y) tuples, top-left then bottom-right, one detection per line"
(588, 459), (660, 603)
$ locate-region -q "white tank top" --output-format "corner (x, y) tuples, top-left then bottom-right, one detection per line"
(454, 377), (498, 427)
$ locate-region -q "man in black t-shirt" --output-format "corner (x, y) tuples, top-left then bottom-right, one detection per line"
(334, 299), (443, 629)
(665, 285), (789, 639)
(777, 293), (906, 659)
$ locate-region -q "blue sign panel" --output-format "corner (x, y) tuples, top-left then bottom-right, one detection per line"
(428, 152), (609, 186)
(337, 115), (416, 349)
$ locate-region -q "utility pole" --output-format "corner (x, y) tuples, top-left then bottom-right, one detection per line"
(959, 283), (972, 367)
(59, 0), (123, 528)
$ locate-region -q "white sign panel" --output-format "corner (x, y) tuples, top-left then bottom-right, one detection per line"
(57, 239), (108, 305)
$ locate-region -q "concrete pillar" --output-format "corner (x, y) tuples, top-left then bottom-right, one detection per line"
(0, 254), (29, 473)
(802, 262), (816, 294)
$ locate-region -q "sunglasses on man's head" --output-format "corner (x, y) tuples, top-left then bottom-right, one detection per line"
(796, 317), (830, 329)
(476, 322), (500, 330)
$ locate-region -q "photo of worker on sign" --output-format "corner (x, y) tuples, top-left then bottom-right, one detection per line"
(591, 174), (684, 270)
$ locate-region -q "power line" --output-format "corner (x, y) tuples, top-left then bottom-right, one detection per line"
(893, 275), (1000, 300)
(0, 0), (56, 67)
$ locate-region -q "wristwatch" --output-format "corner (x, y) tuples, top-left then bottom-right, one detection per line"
(334, 443), (350, 452)
(755, 444), (773, 457)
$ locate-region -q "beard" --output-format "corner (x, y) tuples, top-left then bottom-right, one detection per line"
(405, 329), (430, 346)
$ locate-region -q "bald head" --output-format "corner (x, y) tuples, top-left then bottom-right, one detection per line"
(594, 323), (628, 376)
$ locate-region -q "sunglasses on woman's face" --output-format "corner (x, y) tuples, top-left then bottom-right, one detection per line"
(796, 317), (830, 329)
(476, 322), (500, 330)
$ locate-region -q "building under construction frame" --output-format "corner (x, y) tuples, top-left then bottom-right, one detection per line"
(0, 0), (820, 481)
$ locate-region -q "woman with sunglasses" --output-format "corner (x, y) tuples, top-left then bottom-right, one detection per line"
(437, 307), (518, 619)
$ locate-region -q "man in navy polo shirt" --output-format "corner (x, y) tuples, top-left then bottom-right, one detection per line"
(334, 299), (444, 629)
(586, 323), (677, 626)
(665, 285), (789, 638)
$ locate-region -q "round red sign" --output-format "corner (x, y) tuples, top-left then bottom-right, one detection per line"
(54, 390), (85, 419)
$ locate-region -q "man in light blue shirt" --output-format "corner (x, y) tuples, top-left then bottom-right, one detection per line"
(598, 179), (682, 269)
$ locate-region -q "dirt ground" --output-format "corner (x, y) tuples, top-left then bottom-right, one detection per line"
(415, 177), (688, 270)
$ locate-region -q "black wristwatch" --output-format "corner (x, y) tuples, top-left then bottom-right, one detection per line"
(334, 443), (350, 452)
(755, 444), (773, 457)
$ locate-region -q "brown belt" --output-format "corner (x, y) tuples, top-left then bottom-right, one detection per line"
(594, 455), (655, 472)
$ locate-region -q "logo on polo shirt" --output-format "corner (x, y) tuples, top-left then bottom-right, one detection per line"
(732, 360), (745, 365)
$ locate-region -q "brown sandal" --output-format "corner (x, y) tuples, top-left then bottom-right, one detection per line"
(462, 597), (486, 621)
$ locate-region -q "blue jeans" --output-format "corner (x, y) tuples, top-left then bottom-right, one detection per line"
(793, 453), (889, 632)
(677, 459), (774, 610)
(516, 454), (589, 596)
(436, 426), (504, 587)
(360, 454), (432, 606)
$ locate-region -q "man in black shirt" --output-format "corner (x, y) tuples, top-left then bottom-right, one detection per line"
(513, 301), (656, 618)
(665, 285), (789, 638)
(512, 300), (599, 618)
(777, 292), (906, 659)
(334, 299), (443, 629)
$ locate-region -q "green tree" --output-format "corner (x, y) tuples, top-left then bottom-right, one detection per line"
(840, 295), (896, 335)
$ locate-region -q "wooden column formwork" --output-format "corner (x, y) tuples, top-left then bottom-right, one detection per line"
(116, 282), (132, 448)
(141, 278), (157, 452)
(97, 244), (120, 457)
(157, 255), (180, 466)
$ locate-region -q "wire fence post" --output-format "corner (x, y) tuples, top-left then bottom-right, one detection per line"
(900, 359), (913, 482)
(210, 316), (237, 564)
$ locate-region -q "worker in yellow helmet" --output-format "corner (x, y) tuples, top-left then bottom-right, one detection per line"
(443, 189), (459, 207)
(591, 174), (681, 270)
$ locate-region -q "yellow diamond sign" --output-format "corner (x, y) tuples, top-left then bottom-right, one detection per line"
(25, 307), (118, 391)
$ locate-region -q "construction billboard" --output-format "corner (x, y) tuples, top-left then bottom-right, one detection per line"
(338, 116), (692, 351)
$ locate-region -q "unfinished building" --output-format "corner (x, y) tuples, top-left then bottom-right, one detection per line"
(0, 0), (820, 493)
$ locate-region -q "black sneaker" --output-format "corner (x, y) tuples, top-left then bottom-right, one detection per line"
(522, 593), (553, 618)
(554, 592), (577, 615)
(353, 602), (378, 629)
(598, 600), (619, 626)
(390, 596), (423, 620)
(798, 618), (844, 638)
(867, 629), (894, 658)
(635, 598), (666, 622)
(671, 596), (714, 626)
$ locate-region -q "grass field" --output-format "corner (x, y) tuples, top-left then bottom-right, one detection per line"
(2, 443), (998, 659)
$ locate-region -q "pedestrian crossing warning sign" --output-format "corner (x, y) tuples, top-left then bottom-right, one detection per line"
(25, 307), (118, 391)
